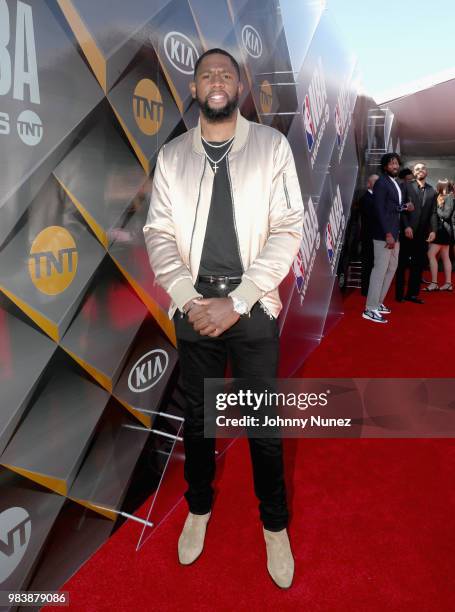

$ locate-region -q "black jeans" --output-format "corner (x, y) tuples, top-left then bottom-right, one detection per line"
(174, 281), (289, 532)
(395, 235), (428, 299)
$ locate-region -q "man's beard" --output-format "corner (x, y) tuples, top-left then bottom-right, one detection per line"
(197, 93), (239, 121)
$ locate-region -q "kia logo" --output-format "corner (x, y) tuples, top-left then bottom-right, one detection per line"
(241, 25), (262, 58)
(128, 349), (169, 393)
(164, 31), (199, 75)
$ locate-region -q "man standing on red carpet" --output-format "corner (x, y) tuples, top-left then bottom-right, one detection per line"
(363, 153), (412, 323)
(143, 48), (303, 588)
(395, 162), (436, 303)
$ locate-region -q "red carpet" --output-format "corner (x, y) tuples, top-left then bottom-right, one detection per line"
(56, 282), (455, 612)
(299, 278), (455, 378)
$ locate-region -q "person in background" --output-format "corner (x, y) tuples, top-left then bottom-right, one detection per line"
(451, 180), (455, 263)
(359, 174), (379, 295)
(398, 167), (414, 184)
(362, 153), (412, 323)
(395, 162), (436, 303)
(425, 179), (453, 291)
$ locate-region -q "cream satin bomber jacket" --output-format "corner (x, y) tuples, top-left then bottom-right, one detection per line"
(143, 110), (304, 319)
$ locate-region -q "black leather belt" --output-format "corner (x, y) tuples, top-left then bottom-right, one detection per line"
(198, 275), (242, 284)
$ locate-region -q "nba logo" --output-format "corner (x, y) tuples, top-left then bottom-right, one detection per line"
(335, 105), (342, 147)
(325, 222), (334, 263)
(293, 249), (305, 291)
(303, 95), (315, 151)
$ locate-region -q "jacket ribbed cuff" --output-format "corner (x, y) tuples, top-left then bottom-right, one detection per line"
(228, 277), (264, 312)
(169, 278), (202, 311)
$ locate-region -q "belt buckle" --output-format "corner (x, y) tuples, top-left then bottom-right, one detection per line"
(216, 275), (229, 289)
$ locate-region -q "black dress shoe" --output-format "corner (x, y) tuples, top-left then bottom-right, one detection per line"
(404, 296), (424, 304)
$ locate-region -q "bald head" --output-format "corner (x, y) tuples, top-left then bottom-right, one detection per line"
(367, 174), (379, 190)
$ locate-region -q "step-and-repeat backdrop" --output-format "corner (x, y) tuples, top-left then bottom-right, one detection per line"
(0, 0), (358, 595)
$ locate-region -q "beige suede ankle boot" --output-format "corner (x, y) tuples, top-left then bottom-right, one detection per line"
(178, 511), (211, 565)
(263, 527), (294, 588)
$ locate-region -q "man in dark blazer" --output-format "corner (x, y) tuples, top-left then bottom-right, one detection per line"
(363, 153), (412, 323)
(395, 162), (436, 303)
(359, 174), (379, 295)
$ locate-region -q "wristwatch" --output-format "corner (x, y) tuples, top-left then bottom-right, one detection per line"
(230, 295), (249, 316)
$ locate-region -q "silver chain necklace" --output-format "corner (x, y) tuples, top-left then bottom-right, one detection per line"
(201, 135), (235, 148)
(202, 138), (234, 174)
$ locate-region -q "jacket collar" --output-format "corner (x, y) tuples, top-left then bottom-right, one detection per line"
(192, 109), (250, 155)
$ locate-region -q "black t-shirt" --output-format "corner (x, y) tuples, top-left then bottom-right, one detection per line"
(198, 139), (243, 277)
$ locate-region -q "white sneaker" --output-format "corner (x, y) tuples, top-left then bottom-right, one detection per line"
(362, 309), (388, 323)
(377, 303), (391, 314)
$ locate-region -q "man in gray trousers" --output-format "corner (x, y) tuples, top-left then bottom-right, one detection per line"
(363, 153), (412, 323)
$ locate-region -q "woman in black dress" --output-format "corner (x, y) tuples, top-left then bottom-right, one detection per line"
(425, 179), (453, 291)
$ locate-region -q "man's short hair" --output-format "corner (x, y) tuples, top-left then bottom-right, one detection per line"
(193, 48), (241, 80)
(413, 161), (426, 170)
(398, 168), (413, 180)
(380, 152), (401, 172)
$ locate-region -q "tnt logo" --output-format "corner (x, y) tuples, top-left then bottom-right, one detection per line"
(164, 31), (199, 75)
(259, 80), (272, 114)
(17, 109), (42, 145)
(128, 349), (169, 393)
(241, 25), (262, 58)
(303, 95), (315, 151)
(28, 226), (78, 295)
(0, 507), (31, 583)
(133, 79), (164, 136)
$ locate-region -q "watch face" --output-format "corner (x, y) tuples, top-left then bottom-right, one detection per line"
(232, 296), (248, 315)
(237, 301), (249, 315)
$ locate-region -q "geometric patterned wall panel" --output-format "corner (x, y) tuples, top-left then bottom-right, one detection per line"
(278, 0), (324, 74)
(68, 401), (151, 519)
(0, 0), (104, 247)
(0, 177), (107, 342)
(53, 118), (146, 249)
(147, 0), (205, 114)
(228, 0), (297, 131)
(56, 0), (170, 92)
(107, 49), (183, 175)
(1, 366), (110, 496)
(278, 11), (359, 375)
(108, 196), (176, 343)
(0, 309), (57, 455)
(60, 261), (149, 393)
(112, 316), (179, 426)
(0, 0), (358, 594)
(25, 502), (115, 593)
(0, 468), (66, 593)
